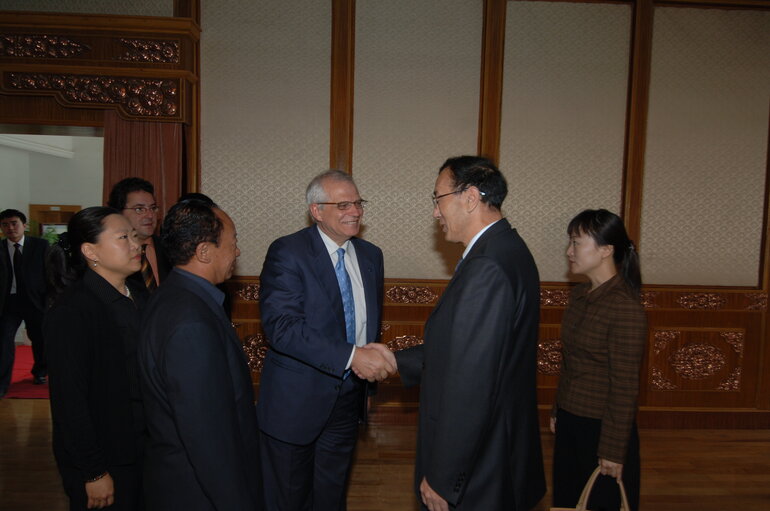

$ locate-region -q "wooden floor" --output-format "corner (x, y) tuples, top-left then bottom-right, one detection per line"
(2, 399), (770, 510)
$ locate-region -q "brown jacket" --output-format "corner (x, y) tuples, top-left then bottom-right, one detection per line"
(555, 273), (647, 462)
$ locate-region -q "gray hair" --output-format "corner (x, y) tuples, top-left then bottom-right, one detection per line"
(305, 169), (356, 206)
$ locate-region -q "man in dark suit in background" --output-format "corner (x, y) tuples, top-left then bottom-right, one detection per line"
(257, 170), (394, 510)
(395, 156), (546, 510)
(108, 178), (170, 292)
(138, 200), (263, 510)
(0, 209), (49, 396)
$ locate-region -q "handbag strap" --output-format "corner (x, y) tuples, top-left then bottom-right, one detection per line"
(575, 466), (631, 511)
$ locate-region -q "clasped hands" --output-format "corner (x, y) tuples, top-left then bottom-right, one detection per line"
(351, 343), (397, 382)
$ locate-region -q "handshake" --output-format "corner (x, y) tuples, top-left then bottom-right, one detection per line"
(351, 343), (398, 382)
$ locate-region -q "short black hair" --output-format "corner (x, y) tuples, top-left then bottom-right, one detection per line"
(439, 156), (507, 210)
(177, 192), (217, 207)
(161, 200), (223, 266)
(107, 177), (155, 210)
(0, 209), (27, 224)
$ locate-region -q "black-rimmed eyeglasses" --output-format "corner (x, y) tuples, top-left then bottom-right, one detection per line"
(316, 200), (368, 211)
(123, 205), (159, 215)
(431, 189), (467, 207)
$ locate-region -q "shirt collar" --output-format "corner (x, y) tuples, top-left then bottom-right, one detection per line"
(7, 235), (25, 248)
(174, 267), (225, 306)
(462, 220), (500, 259)
(317, 225), (351, 256)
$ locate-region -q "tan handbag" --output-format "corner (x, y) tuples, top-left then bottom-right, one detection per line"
(550, 466), (630, 511)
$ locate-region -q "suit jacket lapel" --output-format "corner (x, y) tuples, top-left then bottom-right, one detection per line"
(429, 219), (512, 320)
(306, 227), (346, 327)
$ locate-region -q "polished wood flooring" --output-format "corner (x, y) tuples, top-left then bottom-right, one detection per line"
(2, 399), (770, 510)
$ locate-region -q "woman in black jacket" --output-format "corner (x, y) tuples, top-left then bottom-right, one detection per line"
(45, 206), (146, 510)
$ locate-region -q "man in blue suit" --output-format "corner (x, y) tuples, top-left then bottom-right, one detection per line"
(257, 170), (395, 510)
(139, 200), (263, 510)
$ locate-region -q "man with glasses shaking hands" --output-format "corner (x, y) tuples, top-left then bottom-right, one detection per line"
(108, 177), (171, 293)
(257, 169), (394, 510)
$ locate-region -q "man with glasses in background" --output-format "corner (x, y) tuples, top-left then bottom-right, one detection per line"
(108, 177), (171, 293)
(257, 169), (395, 510)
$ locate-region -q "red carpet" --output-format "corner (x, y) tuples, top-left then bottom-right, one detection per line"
(5, 345), (49, 399)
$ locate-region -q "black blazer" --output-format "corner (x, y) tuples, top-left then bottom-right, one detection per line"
(1, 236), (49, 312)
(396, 219), (546, 510)
(126, 235), (171, 291)
(44, 269), (147, 482)
(138, 269), (263, 511)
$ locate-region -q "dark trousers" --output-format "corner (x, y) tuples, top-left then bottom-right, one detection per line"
(259, 376), (364, 511)
(0, 294), (46, 393)
(553, 408), (640, 511)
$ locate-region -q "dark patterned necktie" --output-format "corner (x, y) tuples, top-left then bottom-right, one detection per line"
(13, 242), (24, 294)
(140, 244), (158, 292)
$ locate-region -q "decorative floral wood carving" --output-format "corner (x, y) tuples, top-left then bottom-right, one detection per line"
(0, 34), (90, 58)
(676, 293), (726, 310)
(237, 283), (260, 302)
(640, 291), (657, 308)
(386, 335), (424, 352)
(651, 367), (677, 390)
(385, 286), (437, 304)
(117, 38), (180, 63)
(537, 339), (562, 375)
(654, 330), (680, 355)
(241, 334), (269, 372)
(670, 343), (726, 379)
(716, 367), (741, 392)
(540, 289), (569, 306)
(745, 293), (767, 311)
(7, 72), (180, 119)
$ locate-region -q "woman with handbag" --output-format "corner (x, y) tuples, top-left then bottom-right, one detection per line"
(550, 209), (647, 511)
(45, 207), (147, 510)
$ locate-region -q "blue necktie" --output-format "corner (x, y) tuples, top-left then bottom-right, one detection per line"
(335, 248), (356, 345)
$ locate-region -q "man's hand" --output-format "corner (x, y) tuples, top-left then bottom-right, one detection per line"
(420, 477), (448, 511)
(599, 458), (623, 481)
(85, 473), (114, 509)
(351, 344), (396, 382)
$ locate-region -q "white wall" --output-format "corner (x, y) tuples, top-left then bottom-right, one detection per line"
(0, 146), (31, 214)
(0, 136), (103, 222)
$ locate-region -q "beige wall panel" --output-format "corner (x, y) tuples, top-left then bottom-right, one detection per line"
(0, 0), (172, 16)
(641, 8), (770, 287)
(353, 0), (482, 279)
(201, 0), (331, 276)
(499, 2), (631, 282)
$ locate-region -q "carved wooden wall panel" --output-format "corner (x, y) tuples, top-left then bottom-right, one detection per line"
(0, 13), (198, 123)
(225, 276), (769, 427)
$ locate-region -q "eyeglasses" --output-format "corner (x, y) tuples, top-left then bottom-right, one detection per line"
(316, 200), (368, 211)
(431, 188), (467, 207)
(124, 205), (159, 215)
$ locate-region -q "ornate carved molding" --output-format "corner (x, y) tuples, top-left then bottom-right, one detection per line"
(670, 343), (726, 380)
(540, 289), (570, 307)
(117, 38), (180, 63)
(385, 286), (437, 304)
(537, 339), (562, 375)
(654, 330), (680, 355)
(386, 335), (424, 352)
(6, 72), (180, 119)
(676, 293), (726, 310)
(0, 34), (90, 58)
(745, 292), (767, 311)
(237, 283), (260, 302)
